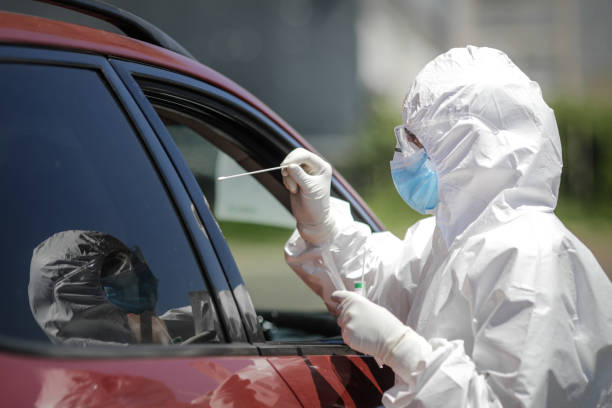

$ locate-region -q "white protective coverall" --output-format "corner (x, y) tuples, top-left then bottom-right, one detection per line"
(284, 46), (612, 407)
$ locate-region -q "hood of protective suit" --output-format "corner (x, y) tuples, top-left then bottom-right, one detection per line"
(402, 46), (562, 246)
(29, 230), (138, 345)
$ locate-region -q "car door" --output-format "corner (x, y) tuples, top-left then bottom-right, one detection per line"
(0, 45), (301, 407)
(111, 59), (395, 407)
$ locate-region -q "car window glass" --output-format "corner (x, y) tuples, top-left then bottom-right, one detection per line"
(0, 63), (222, 346)
(150, 110), (331, 340)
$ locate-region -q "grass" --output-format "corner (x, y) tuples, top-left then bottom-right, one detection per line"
(555, 198), (612, 278)
(218, 220), (294, 243)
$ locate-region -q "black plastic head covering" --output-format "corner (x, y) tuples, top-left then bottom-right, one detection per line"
(29, 230), (138, 345)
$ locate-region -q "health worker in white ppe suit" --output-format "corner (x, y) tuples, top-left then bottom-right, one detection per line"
(281, 46), (612, 407)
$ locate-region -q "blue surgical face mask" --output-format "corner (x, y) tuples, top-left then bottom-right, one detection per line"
(390, 148), (439, 214)
(101, 249), (158, 314)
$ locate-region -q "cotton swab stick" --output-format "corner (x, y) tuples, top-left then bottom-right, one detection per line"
(216, 165), (289, 181)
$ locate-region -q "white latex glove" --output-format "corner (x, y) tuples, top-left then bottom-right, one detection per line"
(332, 290), (432, 382)
(281, 148), (336, 246)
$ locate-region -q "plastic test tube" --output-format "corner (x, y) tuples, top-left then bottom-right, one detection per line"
(354, 247), (367, 295)
(320, 248), (346, 291)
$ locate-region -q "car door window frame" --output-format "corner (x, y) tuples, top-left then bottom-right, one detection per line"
(111, 60), (381, 355)
(0, 45), (256, 356)
(113, 60), (271, 344)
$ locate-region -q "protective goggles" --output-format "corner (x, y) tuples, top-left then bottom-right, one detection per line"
(394, 125), (423, 156)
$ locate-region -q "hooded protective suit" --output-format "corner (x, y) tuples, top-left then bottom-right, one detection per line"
(284, 46), (612, 407)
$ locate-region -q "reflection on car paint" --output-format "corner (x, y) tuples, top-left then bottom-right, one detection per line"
(267, 355), (394, 407)
(217, 288), (248, 341)
(231, 282), (264, 341)
(36, 368), (202, 407)
(1, 354), (301, 408)
(191, 359), (297, 406)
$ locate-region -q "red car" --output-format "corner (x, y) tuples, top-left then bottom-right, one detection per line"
(0, 1), (392, 406)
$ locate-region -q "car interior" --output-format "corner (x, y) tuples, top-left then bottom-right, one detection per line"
(139, 78), (345, 342)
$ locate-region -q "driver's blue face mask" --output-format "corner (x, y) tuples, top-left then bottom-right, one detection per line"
(390, 126), (439, 214)
(101, 248), (158, 314)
